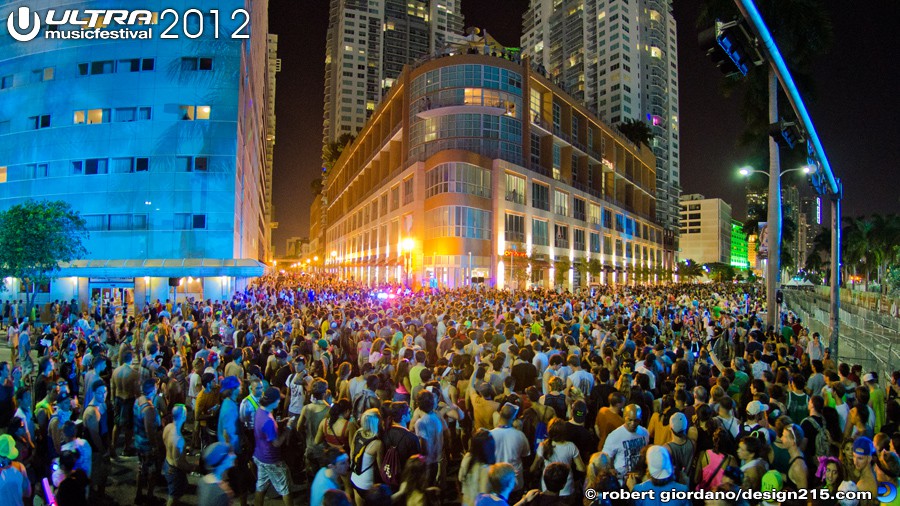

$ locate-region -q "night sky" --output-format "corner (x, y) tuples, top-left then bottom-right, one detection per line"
(269, 0), (900, 256)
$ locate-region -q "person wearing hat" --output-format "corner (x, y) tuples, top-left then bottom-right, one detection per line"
(2, 434), (32, 506)
(874, 450), (900, 506)
(253, 386), (294, 506)
(631, 445), (690, 506)
(665, 412), (694, 486)
(760, 469), (784, 506)
(852, 436), (879, 502)
(198, 442), (236, 506)
(862, 372), (887, 434)
(563, 399), (596, 462)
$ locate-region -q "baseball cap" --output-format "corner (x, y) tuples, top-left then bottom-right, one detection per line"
(646, 445), (673, 480)
(0, 434), (19, 460)
(761, 470), (784, 492)
(747, 401), (769, 416)
(862, 372), (877, 384)
(572, 400), (587, 423)
(318, 339), (329, 350)
(203, 442), (230, 469)
(274, 349), (288, 360)
(260, 387), (282, 406)
(853, 437), (876, 456)
(221, 376), (241, 391)
(669, 412), (688, 435)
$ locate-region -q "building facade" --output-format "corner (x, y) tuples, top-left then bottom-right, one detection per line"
(679, 194), (732, 265)
(730, 220), (749, 269)
(323, 54), (664, 289)
(322, 0), (464, 147)
(0, 0), (273, 307)
(521, 0), (681, 265)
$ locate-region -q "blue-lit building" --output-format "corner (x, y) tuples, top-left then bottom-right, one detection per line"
(0, 0), (274, 308)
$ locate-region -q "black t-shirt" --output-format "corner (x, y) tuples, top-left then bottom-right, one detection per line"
(563, 421), (596, 464)
(511, 361), (537, 391)
(57, 469), (90, 506)
(800, 414), (824, 461)
(383, 426), (421, 475)
(746, 340), (763, 356)
(273, 364), (293, 391)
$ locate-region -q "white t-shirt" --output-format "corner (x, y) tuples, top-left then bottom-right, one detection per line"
(568, 369), (595, 396)
(601, 425), (649, 480)
(490, 426), (531, 489)
(539, 440), (580, 495)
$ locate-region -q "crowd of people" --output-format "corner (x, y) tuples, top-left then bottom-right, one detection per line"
(0, 274), (898, 506)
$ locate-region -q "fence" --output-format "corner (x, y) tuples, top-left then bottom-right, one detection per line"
(784, 288), (900, 386)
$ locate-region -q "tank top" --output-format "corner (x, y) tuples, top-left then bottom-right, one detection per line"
(287, 374), (305, 415)
(787, 391), (809, 422)
(134, 399), (159, 453)
(771, 442), (792, 474)
(697, 450), (727, 490)
(304, 402), (329, 448)
(350, 437), (377, 490)
(544, 393), (567, 418)
(324, 419), (350, 451)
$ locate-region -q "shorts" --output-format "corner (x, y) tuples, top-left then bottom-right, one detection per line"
(226, 455), (253, 496)
(115, 397), (135, 428)
(253, 457), (291, 496)
(163, 462), (188, 498)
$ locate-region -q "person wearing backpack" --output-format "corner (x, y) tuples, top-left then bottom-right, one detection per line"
(380, 401), (420, 492)
(801, 395), (834, 465)
(665, 413), (695, 486)
(350, 409), (383, 506)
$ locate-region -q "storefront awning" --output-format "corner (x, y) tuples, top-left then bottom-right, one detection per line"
(54, 258), (268, 278)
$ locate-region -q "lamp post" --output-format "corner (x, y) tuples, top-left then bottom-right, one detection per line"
(740, 163), (815, 329)
(401, 238), (414, 288)
(330, 250), (337, 276)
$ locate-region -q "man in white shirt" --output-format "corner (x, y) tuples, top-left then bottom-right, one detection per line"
(601, 404), (649, 481)
(490, 404), (530, 493)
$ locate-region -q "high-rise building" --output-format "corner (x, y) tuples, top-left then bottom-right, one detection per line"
(730, 220), (749, 269)
(782, 184), (800, 272)
(322, 53), (664, 289)
(521, 0), (680, 265)
(799, 195), (823, 269)
(679, 194), (732, 265)
(322, 0), (464, 147)
(0, 0), (275, 306)
(266, 34), (281, 257)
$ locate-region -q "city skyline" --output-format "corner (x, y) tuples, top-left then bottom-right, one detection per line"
(270, 0), (900, 255)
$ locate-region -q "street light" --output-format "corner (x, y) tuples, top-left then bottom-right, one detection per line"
(739, 163), (817, 327)
(401, 238), (414, 288)
(331, 250), (338, 276)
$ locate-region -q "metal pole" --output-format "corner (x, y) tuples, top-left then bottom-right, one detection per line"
(830, 181), (841, 358)
(766, 68), (782, 330)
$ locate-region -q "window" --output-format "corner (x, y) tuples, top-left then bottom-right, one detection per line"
(0, 166), (6, 183)
(29, 115), (51, 129)
(532, 219), (549, 246)
(402, 176), (414, 205)
(604, 235), (613, 255)
(0, 75), (12, 89)
(139, 107), (151, 120)
(90, 60), (115, 75)
(112, 157), (134, 173)
(554, 224), (569, 248)
(71, 161), (83, 175)
(590, 232), (601, 253)
(32, 67), (53, 82)
(181, 57), (213, 71)
(574, 229), (586, 250)
(87, 108), (109, 124)
(74, 110), (85, 124)
(425, 162), (491, 198)
(115, 108), (136, 122)
(554, 190), (568, 216)
(175, 213), (207, 229)
(532, 182), (550, 211)
(426, 206), (492, 240)
(135, 158), (149, 172)
(194, 157), (208, 171)
(84, 158), (108, 175)
(602, 209), (612, 229)
(180, 105), (210, 120)
(390, 185), (400, 211)
(574, 197), (586, 221)
(505, 213), (525, 243)
(615, 213), (625, 232)
(84, 158), (109, 175)
(589, 203), (601, 225)
(142, 58), (155, 71)
(505, 173), (525, 204)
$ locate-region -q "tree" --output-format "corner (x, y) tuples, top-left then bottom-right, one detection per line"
(574, 258), (588, 288)
(616, 118), (653, 148)
(0, 200), (88, 314)
(843, 216), (873, 291)
(554, 258), (570, 289)
(588, 258), (602, 284)
(310, 177), (324, 196)
(676, 259), (703, 282)
(706, 263), (736, 283)
(322, 133), (356, 171)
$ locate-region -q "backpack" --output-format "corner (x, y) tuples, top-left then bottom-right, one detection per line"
(803, 416), (833, 457)
(351, 432), (376, 476)
(380, 438), (402, 488)
(353, 390), (379, 420)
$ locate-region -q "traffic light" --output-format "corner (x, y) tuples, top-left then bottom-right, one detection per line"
(769, 120), (804, 150)
(698, 19), (762, 77)
(776, 289), (784, 304)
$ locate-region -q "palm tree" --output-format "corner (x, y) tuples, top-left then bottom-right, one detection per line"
(869, 214), (900, 294)
(676, 259), (703, 282)
(322, 133), (356, 171)
(588, 258), (602, 284)
(617, 118), (653, 148)
(843, 216), (874, 291)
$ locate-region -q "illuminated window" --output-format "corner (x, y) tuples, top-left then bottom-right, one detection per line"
(180, 105), (210, 120)
(196, 106), (210, 120)
(87, 109), (109, 124)
(0, 166), (6, 183)
(74, 110), (86, 124)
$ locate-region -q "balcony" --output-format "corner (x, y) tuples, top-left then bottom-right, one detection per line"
(415, 97), (508, 120)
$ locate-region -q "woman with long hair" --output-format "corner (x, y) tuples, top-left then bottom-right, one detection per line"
(694, 427), (738, 491)
(458, 429), (496, 506)
(316, 398), (357, 455)
(349, 408), (383, 506)
(394, 359), (413, 403)
(840, 438), (861, 482)
(529, 418), (585, 496)
(393, 455), (438, 506)
(688, 404), (718, 456)
(335, 362), (353, 401)
(736, 434), (769, 491)
(815, 456), (845, 506)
